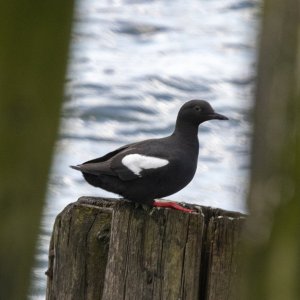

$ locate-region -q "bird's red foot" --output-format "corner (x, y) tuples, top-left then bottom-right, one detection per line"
(153, 200), (194, 213)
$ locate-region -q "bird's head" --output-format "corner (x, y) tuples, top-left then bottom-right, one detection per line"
(177, 99), (228, 126)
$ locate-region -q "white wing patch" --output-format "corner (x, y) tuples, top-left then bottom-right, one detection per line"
(121, 154), (169, 176)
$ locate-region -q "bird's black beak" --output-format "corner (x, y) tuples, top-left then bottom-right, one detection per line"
(209, 112), (229, 120)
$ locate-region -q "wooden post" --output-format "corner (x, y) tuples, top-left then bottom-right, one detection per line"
(46, 197), (245, 300)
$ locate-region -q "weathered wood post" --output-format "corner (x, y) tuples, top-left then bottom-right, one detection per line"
(46, 197), (245, 300)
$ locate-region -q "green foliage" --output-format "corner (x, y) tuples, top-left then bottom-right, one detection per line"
(244, 0), (300, 299)
(0, 0), (74, 299)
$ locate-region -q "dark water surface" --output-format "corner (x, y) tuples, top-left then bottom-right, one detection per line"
(30, 0), (258, 297)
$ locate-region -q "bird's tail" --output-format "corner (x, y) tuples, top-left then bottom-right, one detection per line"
(70, 165), (82, 171)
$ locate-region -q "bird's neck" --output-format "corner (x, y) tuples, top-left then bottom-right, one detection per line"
(172, 119), (199, 145)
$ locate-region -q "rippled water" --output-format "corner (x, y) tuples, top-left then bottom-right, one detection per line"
(30, 0), (258, 297)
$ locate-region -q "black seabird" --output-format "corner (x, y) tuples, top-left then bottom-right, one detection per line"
(71, 100), (228, 213)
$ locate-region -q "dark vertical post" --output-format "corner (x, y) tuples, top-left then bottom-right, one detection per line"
(0, 1), (74, 299)
(244, 0), (300, 299)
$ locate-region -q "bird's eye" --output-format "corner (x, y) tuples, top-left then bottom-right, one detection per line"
(194, 106), (201, 112)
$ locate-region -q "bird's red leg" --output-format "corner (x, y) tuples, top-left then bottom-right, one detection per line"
(153, 200), (194, 213)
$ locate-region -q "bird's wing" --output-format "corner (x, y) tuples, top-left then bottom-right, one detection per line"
(108, 137), (173, 181)
(110, 151), (170, 181)
(74, 139), (171, 181)
(72, 143), (137, 178)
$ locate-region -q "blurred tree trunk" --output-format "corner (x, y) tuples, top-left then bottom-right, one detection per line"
(0, 1), (74, 299)
(244, 0), (300, 299)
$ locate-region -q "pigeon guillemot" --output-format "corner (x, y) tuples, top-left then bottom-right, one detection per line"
(71, 100), (228, 213)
